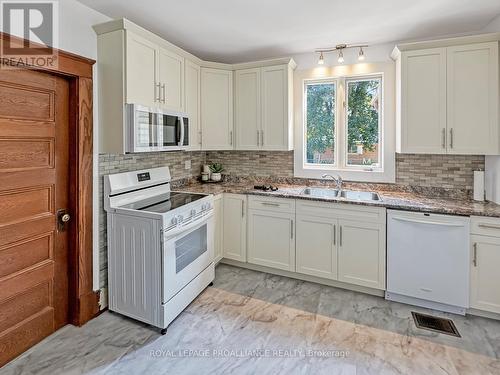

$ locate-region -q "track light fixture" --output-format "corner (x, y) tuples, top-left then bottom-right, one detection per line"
(315, 43), (368, 65)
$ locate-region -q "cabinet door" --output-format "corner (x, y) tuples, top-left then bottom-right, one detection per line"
(213, 195), (223, 263)
(201, 68), (234, 150)
(235, 68), (261, 150)
(338, 219), (386, 290)
(247, 209), (295, 271)
(222, 194), (246, 261)
(125, 32), (157, 107)
(296, 215), (338, 280)
(157, 47), (184, 111)
(261, 65), (291, 150)
(470, 235), (500, 314)
(447, 42), (499, 154)
(185, 60), (201, 150)
(400, 48), (447, 153)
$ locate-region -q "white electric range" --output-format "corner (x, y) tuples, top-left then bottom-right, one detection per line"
(104, 167), (214, 334)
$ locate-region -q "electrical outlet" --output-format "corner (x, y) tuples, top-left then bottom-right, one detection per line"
(185, 160), (191, 170)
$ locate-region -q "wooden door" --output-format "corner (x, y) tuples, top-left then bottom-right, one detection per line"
(446, 42), (499, 154)
(247, 209), (295, 271)
(222, 194), (246, 262)
(235, 68), (261, 150)
(201, 68), (234, 150)
(0, 68), (70, 365)
(157, 47), (184, 111)
(400, 48), (447, 153)
(296, 215), (338, 280)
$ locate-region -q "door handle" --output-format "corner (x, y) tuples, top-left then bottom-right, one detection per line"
(449, 128), (454, 149)
(241, 200), (245, 218)
(261, 130), (264, 146)
(57, 209), (71, 232)
(442, 128), (446, 149)
(230, 130), (233, 146)
(257, 130), (260, 146)
(155, 83), (161, 102)
(161, 84), (166, 103)
(339, 225), (343, 247)
(291, 220), (294, 239)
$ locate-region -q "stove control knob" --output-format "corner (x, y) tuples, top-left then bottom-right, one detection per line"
(174, 215), (184, 226)
(171, 217), (178, 225)
(191, 209), (197, 217)
(205, 202), (212, 210)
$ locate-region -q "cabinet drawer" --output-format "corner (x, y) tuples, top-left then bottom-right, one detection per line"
(296, 200), (385, 223)
(471, 216), (500, 237)
(248, 195), (295, 213)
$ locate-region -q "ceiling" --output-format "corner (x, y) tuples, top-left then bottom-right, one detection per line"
(78, 0), (500, 63)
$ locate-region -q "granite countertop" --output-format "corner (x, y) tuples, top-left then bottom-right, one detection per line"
(176, 180), (500, 218)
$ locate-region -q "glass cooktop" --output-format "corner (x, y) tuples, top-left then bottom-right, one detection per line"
(121, 192), (206, 213)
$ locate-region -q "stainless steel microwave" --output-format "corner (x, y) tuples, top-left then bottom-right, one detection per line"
(126, 104), (190, 153)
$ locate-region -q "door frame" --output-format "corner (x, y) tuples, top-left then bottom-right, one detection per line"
(0, 32), (99, 326)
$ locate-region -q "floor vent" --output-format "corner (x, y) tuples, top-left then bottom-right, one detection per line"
(411, 312), (461, 337)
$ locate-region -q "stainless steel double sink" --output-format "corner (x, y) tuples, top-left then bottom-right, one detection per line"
(301, 187), (381, 201)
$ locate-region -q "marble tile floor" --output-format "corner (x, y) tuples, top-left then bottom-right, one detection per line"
(2, 264), (500, 375)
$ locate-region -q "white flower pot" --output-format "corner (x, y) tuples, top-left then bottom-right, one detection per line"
(211, 172), (222, 181)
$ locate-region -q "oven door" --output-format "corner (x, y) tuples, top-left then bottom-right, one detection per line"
(158, 111), (190, 150)
(162, 213), (214, 303)
(126, 104), (161, 153)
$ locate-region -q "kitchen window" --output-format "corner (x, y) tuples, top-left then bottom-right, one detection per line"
(296, 69), (394, 183)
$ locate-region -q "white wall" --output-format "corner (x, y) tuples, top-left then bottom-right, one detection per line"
(482, 14), (500, 203)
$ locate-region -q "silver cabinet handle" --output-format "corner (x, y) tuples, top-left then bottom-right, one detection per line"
(478, 223), (500, 230)
(199, 130), (202, 145)
(155, 82), (161, 102)
(241, 200), (245, 218)
(257, 130), (260, 146)
(161, 83), (166, 103)
(449, 128), (453, 149)
(291, 220), (294, 239)
(261, 202), (280, 207)
(340, 226), (343, 247)
(230, 130), (233, 146)
(333, 224), (336, 246)
(473, 242), (478, 267)
(261, 130), (264, 146)
(442, 128), (446, 149)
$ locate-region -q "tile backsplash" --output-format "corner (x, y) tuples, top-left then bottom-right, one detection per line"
(97, 150), (484, 295)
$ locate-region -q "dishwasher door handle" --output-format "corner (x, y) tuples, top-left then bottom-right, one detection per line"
(391, 216), (467, 227)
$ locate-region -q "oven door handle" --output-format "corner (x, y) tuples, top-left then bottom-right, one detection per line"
(178, 116), (185, 146)
(165, 210), (213, 240)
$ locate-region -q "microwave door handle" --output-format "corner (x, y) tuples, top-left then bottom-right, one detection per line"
(178, 116), (185, 146)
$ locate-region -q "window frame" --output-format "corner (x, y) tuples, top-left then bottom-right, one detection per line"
(303, 78), (338, 169)
(343, 75), (384, 171)
(298, 72), (390, 181)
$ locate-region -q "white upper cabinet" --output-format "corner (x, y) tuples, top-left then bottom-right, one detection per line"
(399, 48), (447, 154)
(185, 60), (201, 150)
(235, 68), (261, 150)
(234, 63), (294, 151)
(157, 47), (184, 112)
(394, 36), (500, 155)
(201, 68), (234, 150)
(447, 42), (499, 154)
(261, 65), (293, 150)
(125, 32), (157, 107)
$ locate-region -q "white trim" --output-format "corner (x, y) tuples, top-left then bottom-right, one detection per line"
(294, 62), (395, 183)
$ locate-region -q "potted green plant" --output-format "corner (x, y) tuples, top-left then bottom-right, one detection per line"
(209, 163), (224, 182)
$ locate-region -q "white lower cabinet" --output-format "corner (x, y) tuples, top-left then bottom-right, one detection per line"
(295, 201), (386, 290)
(222, 194), (247, 262)
(296, 215), (338, 280)
(247, 198), (295, 271)
(213, 195), (223, 263)
(470, 216), (500, 314)
(338, 219), (386, 290)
